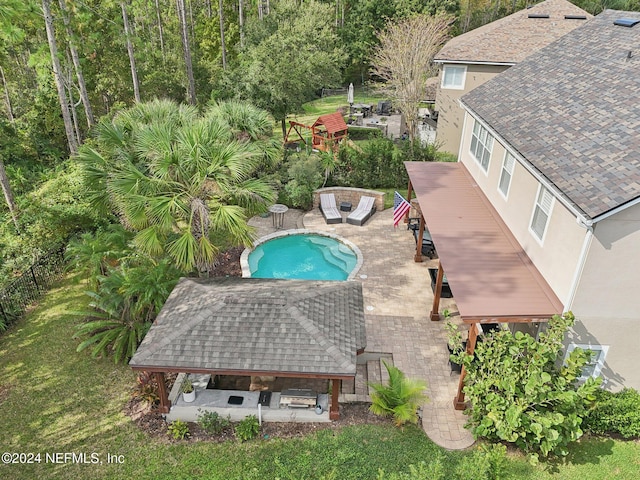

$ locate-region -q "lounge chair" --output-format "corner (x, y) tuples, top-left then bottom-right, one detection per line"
(319, 193), (342, 224)
(346, 196), (376, 226)
(408, 218), (436, 258)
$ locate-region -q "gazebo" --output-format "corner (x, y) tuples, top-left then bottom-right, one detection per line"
(404, 161), (564, 409)
(284, 111), (348, 152)
(129, 277), (366, 420)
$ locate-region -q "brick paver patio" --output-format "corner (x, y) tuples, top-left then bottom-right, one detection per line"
(249, 205), (475, 450)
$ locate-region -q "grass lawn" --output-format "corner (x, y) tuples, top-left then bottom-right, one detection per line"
(1, 275), (639, 479)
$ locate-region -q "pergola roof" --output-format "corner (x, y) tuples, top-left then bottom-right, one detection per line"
(313, 112), (348, 134)
(405, 161), (563, 322)
(129, 278), (366, 377)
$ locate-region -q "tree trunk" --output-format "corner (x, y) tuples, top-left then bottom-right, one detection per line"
(0, 67), (14, 123)
(205, 0), (212, 17)
(58, 0), (95, 127)
(218, 0), (227, 70)
(121, 1), (141, 102)
(64, 49), (82, 144)
(281, 118), (287, 139)
(154, 0), (166, 61)
(238, 0), (244, 48)
(42, 0), (78, 154)
(0, 158), (19, 233)
(177, 0), (196, 104)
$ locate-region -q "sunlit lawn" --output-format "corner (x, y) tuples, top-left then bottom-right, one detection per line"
(0, 275), (638, 479)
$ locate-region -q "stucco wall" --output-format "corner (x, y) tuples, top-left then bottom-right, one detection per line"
(313, 187), (385, 212)
(434, 63), (509, 155)
(458, 111), (586, 304)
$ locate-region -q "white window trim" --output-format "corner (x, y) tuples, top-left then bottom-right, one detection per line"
(470, 120), (494, 173)
(498, 152), (515, 199)
(441, 65), (467, 90)
(528, 184), (554, 244)
(565, 343), (608, 380)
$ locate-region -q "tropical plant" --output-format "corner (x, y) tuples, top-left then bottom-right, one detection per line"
(181, 377), (194, 394)
(369, 361), (428, 426)
(167, 420), (190, 440)
(132, 371), (159, 407)
(235, 415), (260, 442)
(197, 409), (231, 435)
(77, 99), (280, 275)
(73, 257), (180, 363)
(448, 312), (602, 463)
(283, 152), (323, 209)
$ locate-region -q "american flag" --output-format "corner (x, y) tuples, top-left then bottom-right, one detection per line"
(393, 191), (411, 227)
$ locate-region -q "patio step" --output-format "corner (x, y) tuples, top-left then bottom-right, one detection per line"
(367, 360), (382, 395)
(354, 363), (368, 397)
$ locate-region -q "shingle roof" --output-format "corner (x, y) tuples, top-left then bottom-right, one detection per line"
(313, 112), (348, 134)
(129, 278), (366, 377)
(461, 10), (640, 219)
(435, 0), (591, 64)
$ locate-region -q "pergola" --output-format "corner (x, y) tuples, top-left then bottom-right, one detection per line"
(405, 161), (563, 409)
(129, 277), (366, 420)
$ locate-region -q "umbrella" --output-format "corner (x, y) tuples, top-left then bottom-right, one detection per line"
(347, 83), (354, 105)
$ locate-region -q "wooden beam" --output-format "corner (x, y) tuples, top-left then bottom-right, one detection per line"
(130, 365), (354, 380)
(329, 379), (340, 420)
(461, 316), (552, 324)
(155, 372), (171, 414)
(404, 180), (413, 224)
(454, 323), (478, 410)
(414, 214), (425, 263)
(430, 263), (444, 321)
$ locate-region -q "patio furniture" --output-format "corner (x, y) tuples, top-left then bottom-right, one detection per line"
(347, 196), (376, 226)
(269, 203), (288, 229)
(408, 218), (436, 258)
(319, 193), (342, 224)
(429, 268), (452, 298)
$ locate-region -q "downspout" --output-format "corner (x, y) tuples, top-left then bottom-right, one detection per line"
(564, 216), (594, 311)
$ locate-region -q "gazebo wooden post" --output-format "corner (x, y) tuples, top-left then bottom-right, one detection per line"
(329, 379), (340, 420)
(414, 215), (426, 263)
(454, 323), (478, 410)
(430, 263), (444, 321)
(155, 372), (171, 414)
(404, 180), (413, 224)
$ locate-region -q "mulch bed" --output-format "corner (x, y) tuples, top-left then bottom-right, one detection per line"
(125, 397), (390, 444)
(209, 246), (243, 277)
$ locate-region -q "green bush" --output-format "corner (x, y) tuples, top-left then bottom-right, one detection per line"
(235, 415), (260, 442)
(346, 126), (383, 141)
(369, 360), (428, 426)
(197, 410), (231, 435)
(167, 420), (190, 440)
(335, 138), (405, 188)
(283, 152), (323, 209)
(584, 388), (640, 438)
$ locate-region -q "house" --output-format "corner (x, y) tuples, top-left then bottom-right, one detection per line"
(433, 0), (591, 155)
(406, 9), (640, 403)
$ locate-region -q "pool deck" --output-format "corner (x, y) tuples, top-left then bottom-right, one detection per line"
(248, 207), (475, 450)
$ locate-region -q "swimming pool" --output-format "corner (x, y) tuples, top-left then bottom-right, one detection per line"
(247, 233), (358, 280)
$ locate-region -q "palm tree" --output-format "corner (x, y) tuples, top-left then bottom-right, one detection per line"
(77, 99), (279, 274)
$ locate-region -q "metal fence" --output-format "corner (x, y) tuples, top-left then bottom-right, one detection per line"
(0, 245), (66, 329)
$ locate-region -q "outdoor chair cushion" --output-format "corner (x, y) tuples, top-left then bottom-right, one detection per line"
(346, 196), (376, 226)
(320, 193), (342, 224)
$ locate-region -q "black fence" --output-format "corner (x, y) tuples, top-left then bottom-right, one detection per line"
(0, 245), (66, 329)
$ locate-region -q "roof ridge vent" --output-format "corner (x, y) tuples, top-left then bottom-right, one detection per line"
(613, 18), (640, 28)
(564, 15), (587, 20)
(528, 13), (550, 19)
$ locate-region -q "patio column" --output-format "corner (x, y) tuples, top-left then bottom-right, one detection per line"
(430, 263), (444, 321)
(414, 215), (426, 263)
(155, 372), (171, 414)
(329, 379), (340, 420)
(454, 323), (479, 410)
(404, 180), (413, 224)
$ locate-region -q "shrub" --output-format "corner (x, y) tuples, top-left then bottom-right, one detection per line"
(448, 313), (602, 463)
(235, 415), (260, 442)
(132, 372), (159, 407)
(335, 138), (407, 189)
(167, 420), (190, 440)
(197, 410), (231, 435)
(346, 126), (383, 141)
(283, 152), (323, 209)
(369, 361), (428, 426)
(584, 388), (640, 438)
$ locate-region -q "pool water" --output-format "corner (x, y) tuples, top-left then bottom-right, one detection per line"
(249, 234), (357, 280)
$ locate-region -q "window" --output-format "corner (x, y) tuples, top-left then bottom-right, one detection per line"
(441, 65), (466, 89)
(499, 152), (516, 197)
(469, 120), (494, 171)
(565, 344), (609, 380)
(530, 186), (554, 240)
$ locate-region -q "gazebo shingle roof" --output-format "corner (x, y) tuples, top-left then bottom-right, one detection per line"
(461, 10), (640, 219)
(129, 278), (366, 377)
(313, 112), (348, 135)
(435, 0), (591, 65)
